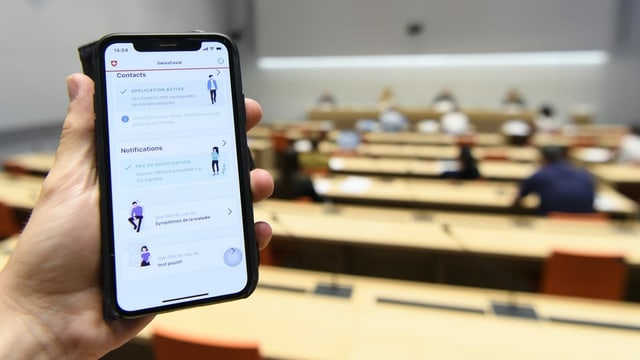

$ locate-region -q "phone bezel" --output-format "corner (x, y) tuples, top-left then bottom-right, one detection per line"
(93, 33), (258, 319)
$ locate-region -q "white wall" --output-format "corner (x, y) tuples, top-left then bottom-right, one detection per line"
(256, 0), (614, 56)
(601, 0), (640, 125)
(244, 0), (615, 123)
(0, 0), (229, 132)
(243, 63), (604, 123)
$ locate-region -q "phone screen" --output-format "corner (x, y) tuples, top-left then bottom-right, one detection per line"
(99, 36), (255, 315)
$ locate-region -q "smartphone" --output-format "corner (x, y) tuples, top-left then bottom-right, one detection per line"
(93, 33), (258, 318)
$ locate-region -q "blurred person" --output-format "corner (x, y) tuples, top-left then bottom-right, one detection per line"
(379, 107), (409, 132)
(534, 104), (561, 133)
(501, 119), (532, 146)
(440, 106), (470, 135)
(272, 145), (323, 202)
(512, 146), (595, 215)
(440, 145), (481, 180)
(617, 124), (640, 163)
(377, 86), (396, 112)
(432, 88), (457, 113)
(316, 90), (337, 109)
(502, 87), (526, 112)
(0, 73), (274, 359)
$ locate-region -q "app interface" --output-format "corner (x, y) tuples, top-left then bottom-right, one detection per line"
(103, 41), (248, 311)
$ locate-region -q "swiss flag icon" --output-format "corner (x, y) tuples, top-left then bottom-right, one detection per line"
(110, 60), (118, 67)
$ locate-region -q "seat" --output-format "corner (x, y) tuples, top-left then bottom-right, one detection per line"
(547, 211), (609, 222)
(540, 250), (628, 301)
(0, 201), (21, 239)
(152, 327), (263, 360)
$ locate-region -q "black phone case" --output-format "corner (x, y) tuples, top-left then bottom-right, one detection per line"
(78, 32), (259, 320)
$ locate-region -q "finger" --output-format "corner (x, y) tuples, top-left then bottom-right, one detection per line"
(254, 221), (273, 250)
(250, 168), (274, 202)
(43, 73), (97, 192)
(245, 98), (263, 132)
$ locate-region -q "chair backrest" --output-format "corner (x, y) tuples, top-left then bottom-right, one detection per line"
(541, 250), (628, 301)
(547, 211), (609, 222)
(0, 201), (21, 239)
(152, 327), (263, 360)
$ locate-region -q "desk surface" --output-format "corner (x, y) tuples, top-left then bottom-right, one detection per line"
(319, 142), (540, 163)
(312, 175), (638, 218)
(331, 131), (507, 147)
(0, 172), (43, 210)
(139, 265), (640, 360)
(328, 156), (537, 181)
(589, 163), (640, 185)
(255, 199), (640, 265)
(2, 152), (54, 176)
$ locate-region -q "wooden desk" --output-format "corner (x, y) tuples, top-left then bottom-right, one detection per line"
(307, 106), (535, 132)
(2, 152), (55, 177)
(319, 142), (540, 163)
(135, 266), (640, 360)
(328, 156), (537, 181)
(0, 172), (43, 211)
(254, 200), (640, 298)
(312, 175), (638, 218)
(329, 131), (506, 147)
(589, 163), (640, 204)
(532, 132), (621, 149)
(589, 163), (640, 185)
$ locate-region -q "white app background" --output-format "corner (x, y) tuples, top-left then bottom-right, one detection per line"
(104, 42), (248, 311)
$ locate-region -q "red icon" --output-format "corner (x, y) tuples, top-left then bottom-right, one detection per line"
(110, 60), (118, 67)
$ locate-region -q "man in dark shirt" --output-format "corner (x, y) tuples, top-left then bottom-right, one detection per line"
(512, 146), (595, 215)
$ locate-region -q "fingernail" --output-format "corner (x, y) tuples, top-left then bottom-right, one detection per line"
(67, 75), (80, 102)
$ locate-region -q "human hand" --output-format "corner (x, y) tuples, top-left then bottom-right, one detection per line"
(0, 73), (273, 359)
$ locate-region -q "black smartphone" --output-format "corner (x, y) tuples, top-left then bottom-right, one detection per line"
(93, 33), (258, 318)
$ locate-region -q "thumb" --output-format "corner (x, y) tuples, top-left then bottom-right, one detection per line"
(45, 73), (98, 190)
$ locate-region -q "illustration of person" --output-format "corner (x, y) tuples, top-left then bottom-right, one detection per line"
(207, 75), (218, 104)
(128, 201), (143, 233)
(211, 146), (220, 175)
(140, 246), (151, 267)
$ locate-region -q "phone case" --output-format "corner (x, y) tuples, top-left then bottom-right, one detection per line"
(78, 32), (259, 319)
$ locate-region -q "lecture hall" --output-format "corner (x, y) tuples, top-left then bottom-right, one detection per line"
(1, 1), (640, 359)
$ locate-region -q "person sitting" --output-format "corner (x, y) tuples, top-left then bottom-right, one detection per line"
(512, 146), (595, 215)
(501, 119), (532, 146)
(534, 104), (561, 133)
(617, 124), (640, 163)
(440, 106), (470, 135)
(316, 90), (337, 109)
(377, 86), (396, 112)
(440, 145), (481, 180)
(432, 88), (457, 113)
(272, 146), (323, 202)
(379, 107), (409, 132)
(502, 87), (527, 112)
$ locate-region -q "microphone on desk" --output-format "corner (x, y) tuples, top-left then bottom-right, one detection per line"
(440, 222), (537, 320)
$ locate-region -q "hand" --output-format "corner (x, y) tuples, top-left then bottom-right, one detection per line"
(0, 73), (273, 359)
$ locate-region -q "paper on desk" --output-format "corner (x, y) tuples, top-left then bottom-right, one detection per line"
(594, 195), (616, 211)
(579, 147), (612, 163)
(328, 157), (345, 170)
(338, 176), (372, 194)
(313, 178), (332, 194)
(438, 160), (460, 173)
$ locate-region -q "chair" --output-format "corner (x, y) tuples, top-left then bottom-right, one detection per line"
(0, 201), (21, 239)
(540, 250), (628, 301)
(152, 327), (263, 360)
(547, 211), (609, 222)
